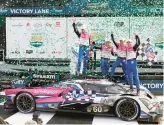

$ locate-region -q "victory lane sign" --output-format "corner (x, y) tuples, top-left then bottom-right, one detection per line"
(10, 8), (50, 14)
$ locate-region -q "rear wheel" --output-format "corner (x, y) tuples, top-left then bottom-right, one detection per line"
(115, 98), (140, 121)
(16, 92), (35, 113)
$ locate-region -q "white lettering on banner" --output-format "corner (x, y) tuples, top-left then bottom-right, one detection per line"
(34, 89), (58, 95)
(159, 84), (163, 88)
(12, 80), (25, 85)
(142, 83), (163, 89)
(0, 9), (8, 13)
(10, 9), (49, 14)
(34, 9), (49, 14)
(10, 9), (33, 14)
(33, 74), (55, 79)
(54, 9), (63, 12)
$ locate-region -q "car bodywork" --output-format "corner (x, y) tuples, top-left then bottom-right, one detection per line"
(4, 79), (163, 122)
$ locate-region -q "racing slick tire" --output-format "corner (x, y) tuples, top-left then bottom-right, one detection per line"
(115, 98), (140, 121)
(16, 92), (35, 113)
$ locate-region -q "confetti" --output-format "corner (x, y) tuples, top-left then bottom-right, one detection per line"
(0, 1), (162, 96)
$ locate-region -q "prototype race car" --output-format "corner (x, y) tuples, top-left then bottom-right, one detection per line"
(4, 79), (163, 122)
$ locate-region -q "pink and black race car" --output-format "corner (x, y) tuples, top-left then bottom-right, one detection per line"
(4, 79), (163, 122)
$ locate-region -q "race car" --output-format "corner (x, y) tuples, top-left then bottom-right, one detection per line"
(4, 79), (163, 122)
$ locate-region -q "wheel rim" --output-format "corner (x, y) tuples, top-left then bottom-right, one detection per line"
(17, 94), (34, 112)
(118, 100), (137, 119)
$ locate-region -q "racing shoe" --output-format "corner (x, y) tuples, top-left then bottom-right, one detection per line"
(76, 71), (80, 76)
(136, 89), (140, 96)
(109, 77), (116, 82)
(127, 87), (133, 92)
(102, 75), (106, 78)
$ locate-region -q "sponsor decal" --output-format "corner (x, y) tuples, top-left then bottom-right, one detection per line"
(140, 111), (151, 118)
(36, 104), (44, 108)
(91, 31), (105, 43)
(33, 74), (56, 79)
(46, 23), (52, 27)
(26, 22), (30, 27)
(26, 50), (33, 54)
(12, 23), (23, 27)
(34, 89), (58, 95)
(39, 51), (45, 54)
(52, 51), (62, 54)
(30, 33), (43, 48)
(101, 98), (108, 104)
(48, 103), (59, 108)
(11, 51), (20, 54)
(15, 51), (20, 54)
(155, 42), (163, 49)
(87, 107), (92, 112)
(56, 22), (60, 27)
(34, 23), (42, 28)
(114, 22), (124, 27)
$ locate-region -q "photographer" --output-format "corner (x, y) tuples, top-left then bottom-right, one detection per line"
(31, 111), (43, 125)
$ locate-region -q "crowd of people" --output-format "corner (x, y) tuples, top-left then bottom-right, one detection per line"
(72, 18), (141, 95)
(0, 111), (43, 125)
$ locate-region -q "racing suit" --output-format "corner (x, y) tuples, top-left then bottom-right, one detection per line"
(72, 23), (93, 74)
(95, 44), (114, 76)
(110, 34), (128, 82)
(126, 35), (140, 91)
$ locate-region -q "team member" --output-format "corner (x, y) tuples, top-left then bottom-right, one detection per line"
(110, 33), (128, 82)
(72, 18), (94, 75)
(126, 33), (140, 95)
(87, 43), (96, 72)
(94, 39), (114, 76)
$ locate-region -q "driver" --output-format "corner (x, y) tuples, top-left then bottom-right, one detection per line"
(110, 32), (128, 83)
(126, 33), (140, 95)
(94, 39), (114, 77)
(72, 18), (94, 75)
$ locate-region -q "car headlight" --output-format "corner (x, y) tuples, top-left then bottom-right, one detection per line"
(140, 98), (153, 109)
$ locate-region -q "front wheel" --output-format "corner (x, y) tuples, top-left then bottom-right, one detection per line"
(115, 98), (140, 121)
(16, 92), (35, 113)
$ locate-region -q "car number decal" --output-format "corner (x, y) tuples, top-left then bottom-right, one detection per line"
(93, 106), (103, 112)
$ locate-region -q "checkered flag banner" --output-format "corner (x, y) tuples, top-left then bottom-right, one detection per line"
(65, 90), (96, 102)
(137, 41), (158, 66)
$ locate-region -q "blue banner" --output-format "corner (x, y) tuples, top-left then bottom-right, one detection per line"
(0, 0), (162, 16)
(0, 8), (8, 15)
(0, 8), (64, 15)
(140, 80), (163, 95)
